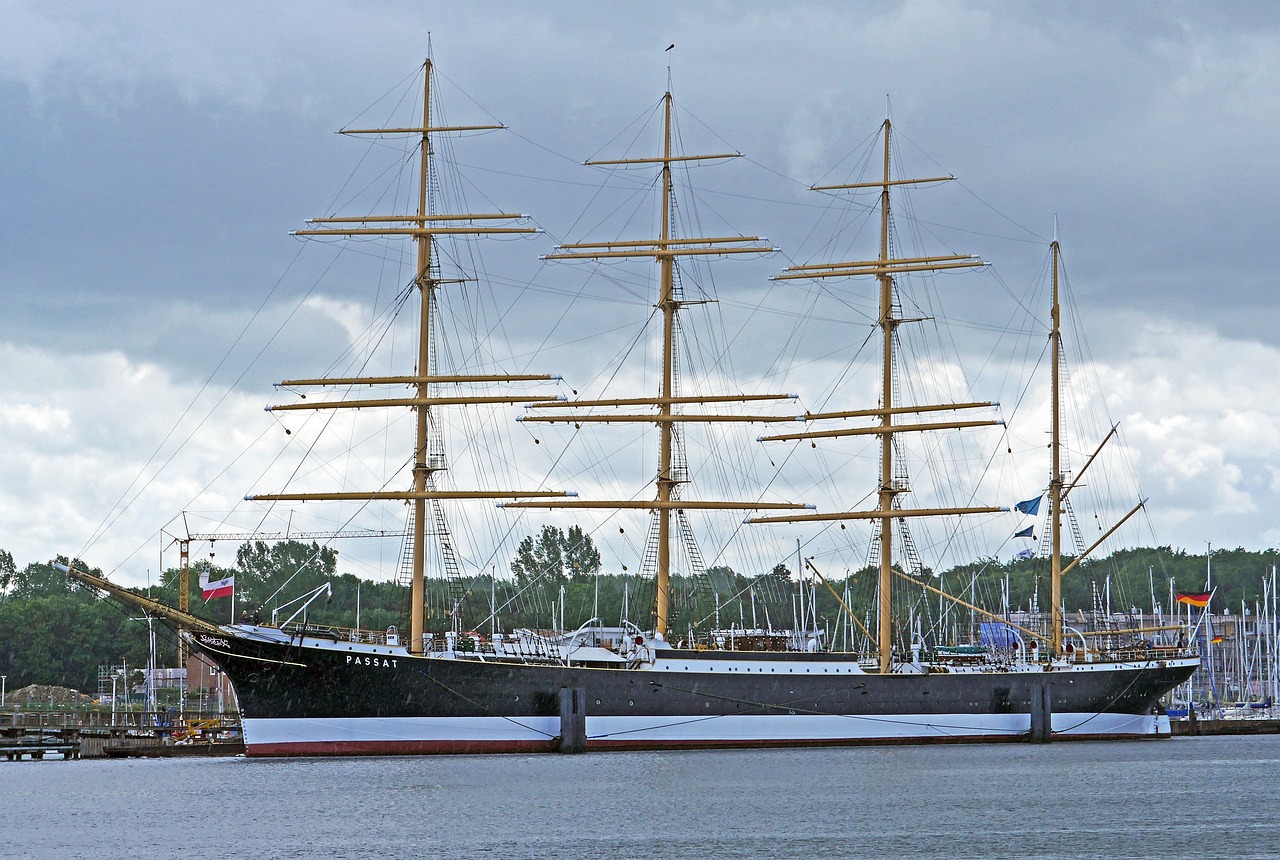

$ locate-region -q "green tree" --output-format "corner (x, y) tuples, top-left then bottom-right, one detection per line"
(236, 540), (337, 592)
(0, 549), (16, 593)
(511, 525), (603, 587)
(511, 525), (566, 587)
(563, 525), (602, 582)
(0, 556), (153, 690)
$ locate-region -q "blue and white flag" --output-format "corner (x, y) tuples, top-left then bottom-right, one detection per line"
(1014, 548), (1034, 560)
(1013, 525), (1035, 539)
(1014, 495), (1042, 516)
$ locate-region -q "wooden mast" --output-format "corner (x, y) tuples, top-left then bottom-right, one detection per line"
(1040, 236), (1142, 652)
(751, 120), (997, 673)
(411, 59), (434, 659)
(656, 91), (676, 636)
(506, 89), (807, 639)
(1050, 237), (1064, 656)
(246, 59), (568, 655)
(875, 120), (895, 675)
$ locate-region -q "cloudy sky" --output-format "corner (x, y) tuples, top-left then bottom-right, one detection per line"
(3, 1), (1279, 588)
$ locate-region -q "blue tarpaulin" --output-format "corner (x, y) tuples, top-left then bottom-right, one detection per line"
(979, 621), (1019, 650)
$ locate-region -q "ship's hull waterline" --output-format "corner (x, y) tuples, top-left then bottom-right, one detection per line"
(193, 627), (1198, 757)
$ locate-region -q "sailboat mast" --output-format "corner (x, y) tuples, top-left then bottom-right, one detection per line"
(410, 59), (435, 656)
(1049, 239), (1064, 655)
(656, 92), (676, 638)
(876, 120), (896, 674)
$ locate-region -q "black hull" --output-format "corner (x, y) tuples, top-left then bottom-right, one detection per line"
(191, 628), (1198, 755)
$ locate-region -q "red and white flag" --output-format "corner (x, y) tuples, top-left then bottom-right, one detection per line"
(201, 573), (235, 600)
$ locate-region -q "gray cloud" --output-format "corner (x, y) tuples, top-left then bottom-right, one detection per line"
(3, 1), (1278, 585)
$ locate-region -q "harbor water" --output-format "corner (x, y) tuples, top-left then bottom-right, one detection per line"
(2, 735), (1276, 859)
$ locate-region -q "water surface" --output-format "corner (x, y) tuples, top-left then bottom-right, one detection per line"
(2, 736), (1274, 859)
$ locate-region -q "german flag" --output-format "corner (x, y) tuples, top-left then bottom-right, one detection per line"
(1177, 592), (1212, 608)
(1210, 634), (1224, 644)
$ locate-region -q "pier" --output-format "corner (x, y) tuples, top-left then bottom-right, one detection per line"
(0, 724), (80, 760)
(0, 708), (242, 760)
(1171, 717), (1280, 736)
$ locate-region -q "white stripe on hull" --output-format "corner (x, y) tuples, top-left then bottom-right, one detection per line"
(245, 715), (560, 748)
(243, 710), (1169, 754)
(1052, 711), (1168, 736)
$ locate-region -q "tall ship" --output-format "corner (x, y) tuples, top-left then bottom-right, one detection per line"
(68, 58), (1198, 755)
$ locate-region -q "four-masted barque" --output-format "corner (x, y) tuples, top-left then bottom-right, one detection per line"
(67, 58), (1198, 755)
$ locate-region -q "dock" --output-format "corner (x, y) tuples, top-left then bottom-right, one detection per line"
(1172, 717), (1280, 736)
(0, 725), (80, 760)
(0, 709), (242, 760)
(102, 739), (244, 758)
